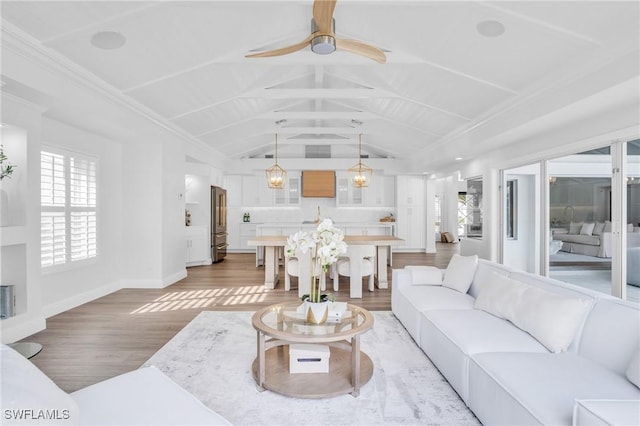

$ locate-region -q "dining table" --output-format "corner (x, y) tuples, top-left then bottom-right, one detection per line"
(247, 235), (405, 298)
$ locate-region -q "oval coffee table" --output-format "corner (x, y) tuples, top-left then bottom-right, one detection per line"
(251, 303), (374, 398)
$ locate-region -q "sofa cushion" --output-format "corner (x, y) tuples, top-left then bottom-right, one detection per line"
(71, 366), (230, 425)
(509, 285), (592, 353)
(573, 400), (640, 426)
(405, 266), (442, 285)
(555, 233), (601, 246)
(422, 309), (548, 356)
(473, 272), (528, 320)
(419, 309), (547, 403)
(578, 299), (640, 376)
(593, 221), (606, 236)
(442, 254), (478, 293)
(626, 349), (640, 388)
(570, 221), (583, 234)
(392, 283), (475, 347)
(580, 222), (595, 235)
(0, 344), (79, 425)
(468, 352), (640, 426)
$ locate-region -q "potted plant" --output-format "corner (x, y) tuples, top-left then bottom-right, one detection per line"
(285, 218), (348, 324)
(0, 145), (16, 181)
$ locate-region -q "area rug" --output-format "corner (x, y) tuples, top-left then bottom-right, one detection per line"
(143, 311), (480, 426)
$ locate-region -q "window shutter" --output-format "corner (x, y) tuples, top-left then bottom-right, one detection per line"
(41, 148), (98, 268)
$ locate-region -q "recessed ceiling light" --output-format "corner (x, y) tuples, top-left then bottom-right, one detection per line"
(91, 31), (126, 50)
(455, 157), (463, 161)
(477, 20), (505, 38)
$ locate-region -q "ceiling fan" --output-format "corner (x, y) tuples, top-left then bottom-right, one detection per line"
(245, 0), (386, 64)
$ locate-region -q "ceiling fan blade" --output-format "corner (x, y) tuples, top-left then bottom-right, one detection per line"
(313, 0), (337, 34)
(245, 35), (314, 58)
(336, 38), (386, 64)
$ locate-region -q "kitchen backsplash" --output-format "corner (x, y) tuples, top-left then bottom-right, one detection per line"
(231, 202), (395, 224)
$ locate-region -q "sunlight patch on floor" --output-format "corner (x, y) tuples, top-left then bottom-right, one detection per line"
(130, 286), (269, 314)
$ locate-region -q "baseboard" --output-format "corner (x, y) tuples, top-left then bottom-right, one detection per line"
(123, 269), (188, 289)
(43, 280), (122, 318)
(163, 269), (187, 287)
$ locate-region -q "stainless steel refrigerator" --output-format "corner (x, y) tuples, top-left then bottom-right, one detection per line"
(211, 186), (228, 262)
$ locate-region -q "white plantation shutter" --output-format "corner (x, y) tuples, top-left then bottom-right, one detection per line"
(41, 148), (98, 268)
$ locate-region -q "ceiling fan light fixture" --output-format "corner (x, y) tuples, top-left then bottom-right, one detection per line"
(311, 35), (336, 55)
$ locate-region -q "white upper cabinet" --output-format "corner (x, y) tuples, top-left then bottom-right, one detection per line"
(273, 172), (301, 206)
(223, 175), (242, 207)
(242, 175), (260, 206)
(396, 175), (425, 206)
(336, 172), (394, 207)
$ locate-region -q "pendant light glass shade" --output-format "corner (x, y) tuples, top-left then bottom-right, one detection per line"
(265, 133), (286, 189)
(348, 134), (373, 188)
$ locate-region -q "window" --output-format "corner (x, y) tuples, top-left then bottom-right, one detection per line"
(434, 194), (442, 233)
(460, 177), (483, 238)
(41, 147), (97, 268)
(506, 179), (517, 239)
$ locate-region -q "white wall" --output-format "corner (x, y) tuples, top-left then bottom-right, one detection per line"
(39, 118), (124, 316)
(503, 174), (538, 273)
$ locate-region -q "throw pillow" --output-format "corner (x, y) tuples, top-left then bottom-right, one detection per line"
(604, 221), (612, 232)
(474, 272), (528, 320)
(628, 223), (634, 233)
(442, 254), (478, 293)
(592, 222), (605, 236)
(626, 349), (640, 389)
(406, 266), (443, 286)
(569, 221), (583, 234)
(509, 287), (592, 353)
(580, 222), (595, 236)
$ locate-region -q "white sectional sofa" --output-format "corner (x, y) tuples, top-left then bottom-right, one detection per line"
(392, 255), (640, 426)
(0, 344), (230, 425)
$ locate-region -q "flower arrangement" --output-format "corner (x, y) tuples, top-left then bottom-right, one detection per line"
(285, 218), (348, 303)
(0, 145), (16, 181)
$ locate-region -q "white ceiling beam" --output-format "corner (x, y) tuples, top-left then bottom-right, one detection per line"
(243, 88), (383, 99)
(276, 127), (367, 134)
(257, 111), (377, 120)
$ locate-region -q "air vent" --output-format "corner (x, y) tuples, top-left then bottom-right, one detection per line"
(265, 154), (274, 158)
(305, 145), (331, 158)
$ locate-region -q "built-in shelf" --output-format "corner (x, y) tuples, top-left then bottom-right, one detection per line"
(1, 226), (27, 246)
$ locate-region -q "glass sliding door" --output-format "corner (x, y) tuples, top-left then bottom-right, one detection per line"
(548, 147), (614, 297)
(626, 139), (640, 301)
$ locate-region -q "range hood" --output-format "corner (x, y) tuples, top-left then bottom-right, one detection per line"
(302, 171), (335, 198)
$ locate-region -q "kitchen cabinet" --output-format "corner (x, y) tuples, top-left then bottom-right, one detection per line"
(337, 172), (394, 207)
(274, 173), (301, 206)
(242, 175), (260, 206)
(365, 174), (395, 207)
(336, 173), (364, 206)
(186, 226), (210, 266)
(239, 223), (258, 251)
(223, 175), (242, 207)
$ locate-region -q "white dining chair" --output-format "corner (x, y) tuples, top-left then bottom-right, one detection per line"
(284, 249), (326, 297)
(332, 245), (376, 296)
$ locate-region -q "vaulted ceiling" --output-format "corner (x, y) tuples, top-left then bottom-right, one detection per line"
(1, 1), (638, 171)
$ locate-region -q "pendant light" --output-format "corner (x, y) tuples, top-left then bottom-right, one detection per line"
(348, 134), (373, 188)
(265, 133), (286, 189)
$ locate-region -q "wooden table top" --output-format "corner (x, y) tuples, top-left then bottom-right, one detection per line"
(247, 235), (405, 246)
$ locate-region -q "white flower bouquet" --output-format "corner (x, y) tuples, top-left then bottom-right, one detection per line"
(285, 218), (348, 303)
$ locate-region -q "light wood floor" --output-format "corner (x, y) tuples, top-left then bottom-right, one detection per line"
(23, 243), (458, 392)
